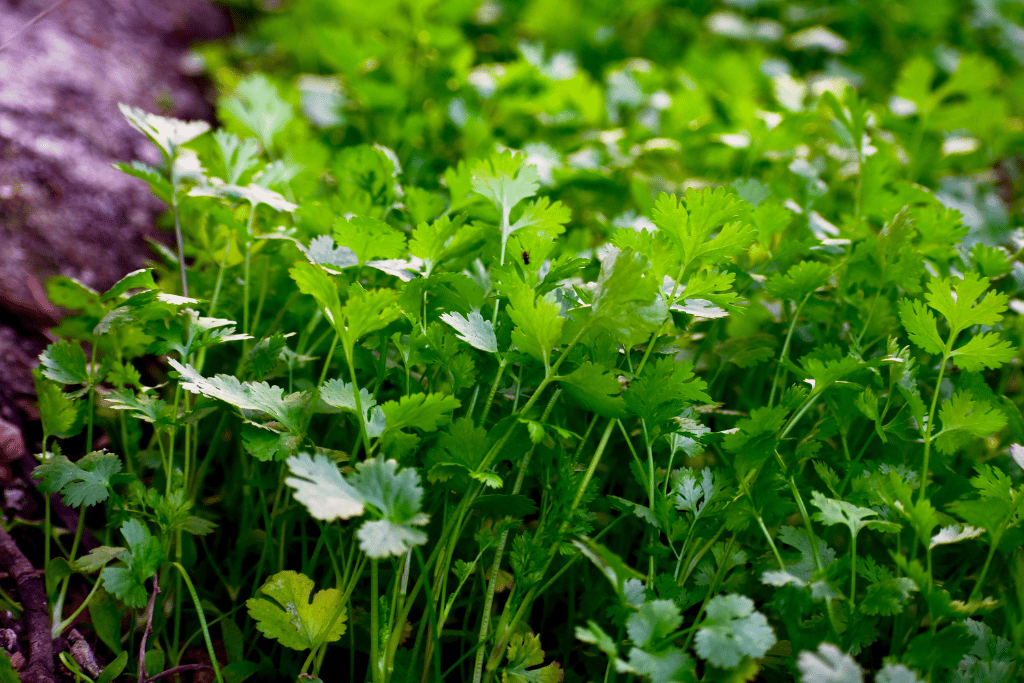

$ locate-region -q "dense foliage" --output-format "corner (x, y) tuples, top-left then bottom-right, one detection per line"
(13, 1), (1024, 682)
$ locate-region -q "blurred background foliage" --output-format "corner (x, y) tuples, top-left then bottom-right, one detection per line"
(185, 0), (1024, 254)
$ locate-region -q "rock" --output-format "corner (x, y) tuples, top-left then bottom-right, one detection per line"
(0, 0), (232, 454)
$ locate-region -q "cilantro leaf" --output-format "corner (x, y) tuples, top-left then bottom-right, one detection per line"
(333, 216), (407, 265)
(349, 458), (430, 558)
(221, 73), (293, 152)
(556, 362), (629, 418)
(588, 247), (663, 345)
(304, 235), (359, 271)
(929, 524), (985, 549)
(624, 358), (711, 427)
(796, 643), (863, 683)
(40, 340), (91, 385)
(626, 600), (683, 649)
(34, 450), (120, 508)
(285, 452), (366, 522)
(169, 360), (309, 433)
(381, 393), (460, 433)
(73, 546), (126, 574)
(898, 299), (945, 355)
(767, 261), (831, 302)
(672, 467), (717, 520)
(949, 333), (1016, 372)
(289, 261), (342, 324)
(440, 309), (498, 353)
(246, 570), (347, 651)
(811, 491), (898, 539)
(471, 152), (541, 264)
(935, 390), (1006, 455)
(118, 104), (210, 163)
(876, 664), (925, 683)
(319, 379), (385, 436)
(507, 282), (565, 368)
(502, 632), (563, 683)
(35, 374), (83, 439)
(426, 417), (490, 487)
(651, 189), (747, 270)
(337, 285), (401, 353)
(694, 594), (776, 669)
(103, 389), (169, 427)
(619, 648), (695, 683)
(925, 272), (1008, 335)
(100, 520), (165, 608)
(189, 181), (298, 213)
(211, 129), (261, 185)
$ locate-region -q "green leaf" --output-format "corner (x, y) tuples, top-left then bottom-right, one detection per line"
(950, 333), (1016, 372)
(426, 417), (490, 486)
(189, 182), (298, 213)
(0, 649), (20, 683)
(501, 632), (563, 683)
(285, 453), (366, 522)
(672, 467), (717, 520)
(35, 376), (82, 439)
(211, 129), (261, 185)
(289, 261), (342, 323)
(624, 358), (711, 428)
(221, 74), (293, 151)
(694, 593), (776, 669)
(118, 104), (210, 163)
(440, 309), (498, 353)
(589, 247), (663, 345)
(572, 537), (646, 599)
(246, 570), (346, 651)
(899, 299), (945, 355)
(333, 216), (407, 265)
(338, 286), (401, 352)
(811, 491), (898, 539)
(626, 600), (683, 648)
(471, 152), (540, 263)
(766, 261), (831, 302)
(651, 189), (747, 269)
(507, 282), (565, 367)
(319, 379), (385, 436)
(103, 389), (168, 427)
(74, 546), (127, 574)
(381, 393), (460, 433)
(929, 524), (985, 549)
(46, 275), (102, 315)
(33, 451), (120, 507)
(732, 178), (771, 208)
(935, 390), (1007, 455)
(796, 643), (863, 683)
(100, 520), (165, 608)
(925, 272), (1008, 336)
(170, 360), (309, 434)
(576, 621), (617, 656)
(556, 362), (629, 418)
(39, 340), (90, 385)
(349, 458), (430, 558)
(96, 651), (129, 683)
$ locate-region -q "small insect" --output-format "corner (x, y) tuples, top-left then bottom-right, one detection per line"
(521, 251), (530, 265)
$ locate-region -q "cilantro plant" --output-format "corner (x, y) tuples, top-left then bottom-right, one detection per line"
(16, 1), (1024, 682)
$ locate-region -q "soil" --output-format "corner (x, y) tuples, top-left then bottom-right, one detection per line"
(0, 0), (233, 678)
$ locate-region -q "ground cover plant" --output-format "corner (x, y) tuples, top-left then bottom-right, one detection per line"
(4, 0), (1024, 682)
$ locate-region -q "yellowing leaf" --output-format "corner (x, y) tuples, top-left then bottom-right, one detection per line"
(246, 570), (347, 651)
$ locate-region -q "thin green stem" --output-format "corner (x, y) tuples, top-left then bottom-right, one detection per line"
(918, 357), (948, 505)
(769, 294), (809, 408)
(168, 562), (224, 683)
(370, 560), (381, 683)
(171, 192), (189, 298)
